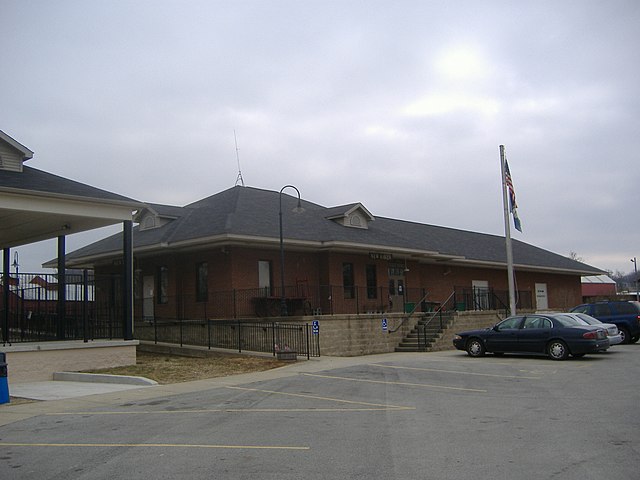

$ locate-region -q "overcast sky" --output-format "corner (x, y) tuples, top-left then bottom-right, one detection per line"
(2, 0), (639, 275)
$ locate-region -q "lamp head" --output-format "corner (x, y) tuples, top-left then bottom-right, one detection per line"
(293, 199), (305, 214)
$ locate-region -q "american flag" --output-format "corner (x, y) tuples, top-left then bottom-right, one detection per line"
(504, 159), (522, 232)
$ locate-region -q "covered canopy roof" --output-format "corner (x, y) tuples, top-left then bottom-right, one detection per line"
(0, 130), (143, 249)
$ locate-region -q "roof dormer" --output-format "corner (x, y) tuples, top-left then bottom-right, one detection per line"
(0, 130), (34, 172)
(325, 203), (375, 229)
(135, 204), (183, 231)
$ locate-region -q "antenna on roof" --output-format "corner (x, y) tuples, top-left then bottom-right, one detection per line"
(234, 130), (245, 187)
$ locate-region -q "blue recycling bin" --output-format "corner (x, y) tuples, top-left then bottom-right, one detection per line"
(0, 352), (9, 404)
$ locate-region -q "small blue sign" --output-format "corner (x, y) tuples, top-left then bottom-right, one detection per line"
(382, 317), (388, 331)
(312, 320), (319, 335)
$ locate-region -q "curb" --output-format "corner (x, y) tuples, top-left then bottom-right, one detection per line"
(52, 372), (158, 386)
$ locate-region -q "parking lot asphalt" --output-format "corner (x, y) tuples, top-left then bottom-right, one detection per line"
(1, 348), (639, 479)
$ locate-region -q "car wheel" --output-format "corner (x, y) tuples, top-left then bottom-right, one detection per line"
(547, 340), (569, 360)
(619, 328), (631, 344)
(630, 335), (639, 344)
(466, 338), (486, 357)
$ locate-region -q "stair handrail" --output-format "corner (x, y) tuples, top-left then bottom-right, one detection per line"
(421, 290), (456, 330)
(388, 290), (431, 333)
(416, 291), (457, 350)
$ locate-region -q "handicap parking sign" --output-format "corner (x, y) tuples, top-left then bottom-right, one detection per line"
(312, 320), (319, 335)
(382, 317), (388, 331)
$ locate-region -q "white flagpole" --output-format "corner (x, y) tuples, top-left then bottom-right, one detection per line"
(500, 145), (517, 316)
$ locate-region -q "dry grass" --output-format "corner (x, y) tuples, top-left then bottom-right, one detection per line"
(82, 351), (289, 385)
(4, 351), (288, 404)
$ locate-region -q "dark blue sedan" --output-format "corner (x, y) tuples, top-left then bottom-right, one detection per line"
(452, 313), (610, 360)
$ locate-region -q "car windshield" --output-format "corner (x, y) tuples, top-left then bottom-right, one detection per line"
(575, 313), (599, 325)
(554, 314), (583, 327)
(569, 316), (589, 325)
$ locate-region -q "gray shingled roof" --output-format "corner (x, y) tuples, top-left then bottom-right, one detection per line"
(63, 185), (604, 275)
(0, 166), (140, 204)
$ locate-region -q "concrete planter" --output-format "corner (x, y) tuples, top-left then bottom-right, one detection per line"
(276, 351), (297, 361)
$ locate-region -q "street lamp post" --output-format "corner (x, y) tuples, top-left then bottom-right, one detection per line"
(279, 185), (304, 317)
(11, 252), (19, 286)
(632, 257), (639, 302)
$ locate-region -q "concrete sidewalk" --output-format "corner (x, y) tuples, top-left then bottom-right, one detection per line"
(6, 371), (157, 401)
(8, 380), (154, 401)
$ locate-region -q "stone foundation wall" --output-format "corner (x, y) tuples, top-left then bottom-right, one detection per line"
(314, 313), (418, 356)
(1, 340), (138, 383)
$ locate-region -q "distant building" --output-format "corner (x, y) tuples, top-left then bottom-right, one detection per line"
(581, 275), (617, 299)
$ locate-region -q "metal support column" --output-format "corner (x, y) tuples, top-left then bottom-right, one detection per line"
(123, 220), (133, 341)
(2, 249), (10, 344)
(57, 235), (66, 340)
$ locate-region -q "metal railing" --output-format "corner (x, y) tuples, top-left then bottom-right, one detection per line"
(2, 271), (532, 346)
(135, 319), (320, 358)
(453, 286), (532, 314)
(143, 285), (434, 321)
(1, 271), (123, 344)
(416, 291), (457, 351)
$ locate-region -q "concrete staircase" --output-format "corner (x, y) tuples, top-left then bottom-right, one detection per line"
(395, 311), (456, 352)
(396, 310), (506, 352)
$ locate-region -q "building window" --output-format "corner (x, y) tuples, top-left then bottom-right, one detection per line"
(343, 262), (355, 299)
(157, 266), (168, 304)
(196, 262), (208, 302)
(258, 260), (272, 296)
(366, 264), (377, 299)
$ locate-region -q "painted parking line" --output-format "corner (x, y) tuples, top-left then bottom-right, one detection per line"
(46, 406), (408, 416)
(423, 354), (595, 371)
(45, 385), (414, 417)
(301, 373), (487, 393)
(0, 442), (309, 451)
(369, 363), (542, 379)
(225, 385), (414, 410)
(422, 355), (561, 368)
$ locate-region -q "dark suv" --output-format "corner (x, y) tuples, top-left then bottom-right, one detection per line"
(570, 301), (640, 344)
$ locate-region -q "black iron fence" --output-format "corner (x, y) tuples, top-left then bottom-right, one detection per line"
(3, 271), (532, 345)
(1, 272), (123, 344)
(135, 319), (320, 358)
(146, 285), (433, 321)
(453, 286), (532, 314)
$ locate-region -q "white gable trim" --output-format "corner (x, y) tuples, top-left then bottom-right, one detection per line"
(326, 203), (375, 229)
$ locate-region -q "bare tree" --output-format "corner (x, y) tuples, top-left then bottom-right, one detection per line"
(569, 251), (584, 263)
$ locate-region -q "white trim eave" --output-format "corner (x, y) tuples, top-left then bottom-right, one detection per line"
(164, 233), (321, 249)
(62, 234), (603, 277)
(0, 186), (144, 211)
(447, 257), (603, 276)
(1, 191), (137, 223)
